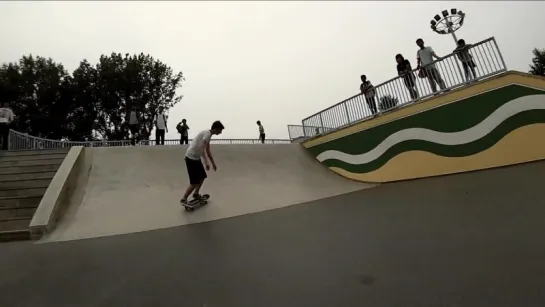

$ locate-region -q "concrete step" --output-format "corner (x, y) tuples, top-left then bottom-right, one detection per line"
(0, 178), (52, 190)
(0, 148), (70, 157)
(0, 229), (30, 242)
(0, 206), (36, 220)
(0, 217), (30, 232)
(0, 164), (60, 175)
(0, 171), (57, 182)
(0, 188), (46, 198)
(0, 153), (67, 162)
(0, 196), (42, 209)
(0, 158), (65, 168)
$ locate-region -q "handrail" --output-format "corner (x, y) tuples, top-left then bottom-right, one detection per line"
(300, 37), (507, 136)
(6, 130), (290, 151)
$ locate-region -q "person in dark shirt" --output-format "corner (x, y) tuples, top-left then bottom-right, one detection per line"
(396, 54), (419, 100)
(453, 39), (478, 82)
(176, 118), (190, 144)
(359, 75), (378, 115)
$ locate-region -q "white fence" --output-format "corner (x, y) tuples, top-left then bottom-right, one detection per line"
(297, 37), (507, 138)
(5, 130), (290, 151)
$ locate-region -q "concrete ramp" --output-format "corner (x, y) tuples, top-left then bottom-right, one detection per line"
(46, 144), (373, 242)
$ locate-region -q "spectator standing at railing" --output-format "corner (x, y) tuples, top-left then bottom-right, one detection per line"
(256, 120), (265, 143)
(396, 54), (419, 100)
(154, 106), (168, 145)
(416, 38), (446, 94)
(360, 75), (378, 115)
(176, 118), (190, 145)
(0, 101), (15, 150)
(454, 39), (478, 82)
(128, 109), (140, 146)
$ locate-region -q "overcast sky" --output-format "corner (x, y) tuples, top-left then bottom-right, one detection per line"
(1, 1), (543, 140)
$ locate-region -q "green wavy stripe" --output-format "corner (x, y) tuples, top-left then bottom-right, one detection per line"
(310, 85), (544, 155)
(317, 110), (545, 174)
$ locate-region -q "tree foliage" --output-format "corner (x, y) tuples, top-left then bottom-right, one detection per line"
(0, 53), (184, 141)
(529, 48), (545, 77)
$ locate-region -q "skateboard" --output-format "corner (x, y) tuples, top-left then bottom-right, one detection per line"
(182, 194), (210, 212)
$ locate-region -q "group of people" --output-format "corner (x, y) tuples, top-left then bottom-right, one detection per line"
(128, 107), (268, 146)
(360, 38), (478, 115)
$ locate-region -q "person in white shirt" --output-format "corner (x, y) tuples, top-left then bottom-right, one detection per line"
(180, 120), (225, 205)
(153, 107), (168, 145)
(256, 120), (265, 143)
(416, 38), (446, 93)
(128, 109), (139, 146)
(0, 102), (15, 150)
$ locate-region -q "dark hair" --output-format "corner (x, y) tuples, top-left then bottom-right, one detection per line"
(211, 120), (224, 130)
(360, 74), (366, 79)
(457, 39), (466, 45)
(395, 53), (403, 59)
(416, 38), (423, 44)
(256, 120), (261, 125)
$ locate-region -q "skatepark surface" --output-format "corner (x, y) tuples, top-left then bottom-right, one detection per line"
(45, 144), (373, 242)
(1, 159), (545, 306)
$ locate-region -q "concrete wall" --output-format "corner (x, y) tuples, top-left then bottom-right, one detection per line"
(303, 72), (545, 183)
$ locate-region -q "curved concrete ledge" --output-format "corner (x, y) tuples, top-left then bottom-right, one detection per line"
(29, 146), (89, 239)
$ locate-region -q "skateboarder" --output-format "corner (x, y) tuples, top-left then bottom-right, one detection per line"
(180, 120), (225, 205)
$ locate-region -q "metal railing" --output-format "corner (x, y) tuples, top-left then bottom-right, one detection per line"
(300, 37), (507, 136)
(6, 130), (290, 151)
(287, 124), (336, 141)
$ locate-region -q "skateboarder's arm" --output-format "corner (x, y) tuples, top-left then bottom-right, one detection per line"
(204, 141), (216, 167)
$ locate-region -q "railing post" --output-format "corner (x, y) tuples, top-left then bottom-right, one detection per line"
(319, 114), (325, 134)
(344, 103), (351, 125)
(492, 37), (508, 71)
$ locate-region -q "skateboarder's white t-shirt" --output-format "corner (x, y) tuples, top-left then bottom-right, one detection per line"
(185, 130), (212, 160)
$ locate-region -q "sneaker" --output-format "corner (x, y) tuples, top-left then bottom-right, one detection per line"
(192, 193), (201, 200)
(180, 199), (188, 205)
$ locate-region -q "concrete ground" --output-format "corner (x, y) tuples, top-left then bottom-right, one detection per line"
(46, 145), (372, 242)
(1, 160), (545, 307)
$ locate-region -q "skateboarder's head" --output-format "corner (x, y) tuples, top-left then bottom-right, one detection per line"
(182, 118), (186, 123)
(211, 120), (225, 135)
(416, 38), (424, 48)
(360, 75), (367, 82)
(256, 120), (261, 126)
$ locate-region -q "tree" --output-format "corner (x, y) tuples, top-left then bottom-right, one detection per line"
(91, 52), (185, 140)
(378, 95), (399, 112)
(529, 48), (545, 76)
(0, 52), (185, 141)
(0, 55), (80, 139)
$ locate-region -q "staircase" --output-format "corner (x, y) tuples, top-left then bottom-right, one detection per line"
(0, 149), (70, 242)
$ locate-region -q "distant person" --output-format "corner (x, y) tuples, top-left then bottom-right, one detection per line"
(180, 120), (225, 206)
(256, 120), (265, 143)
(128, 109), (139, 146)
(396, 54), (419, 100)
(416, 38), (446, 93)
(0, 101), (15, 150)
(315, 127), (320, 136)
(360, 75), (378, 115)
(176, 118), (190, 145)
(454, 39), (478, 82)
(154, 106), (168, 145)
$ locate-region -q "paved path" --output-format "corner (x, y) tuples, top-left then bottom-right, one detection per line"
(1, 161), (545, 306)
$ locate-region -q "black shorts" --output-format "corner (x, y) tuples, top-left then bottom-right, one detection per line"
(185, 157), (207, 185)
(129, 124), (138, 135)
